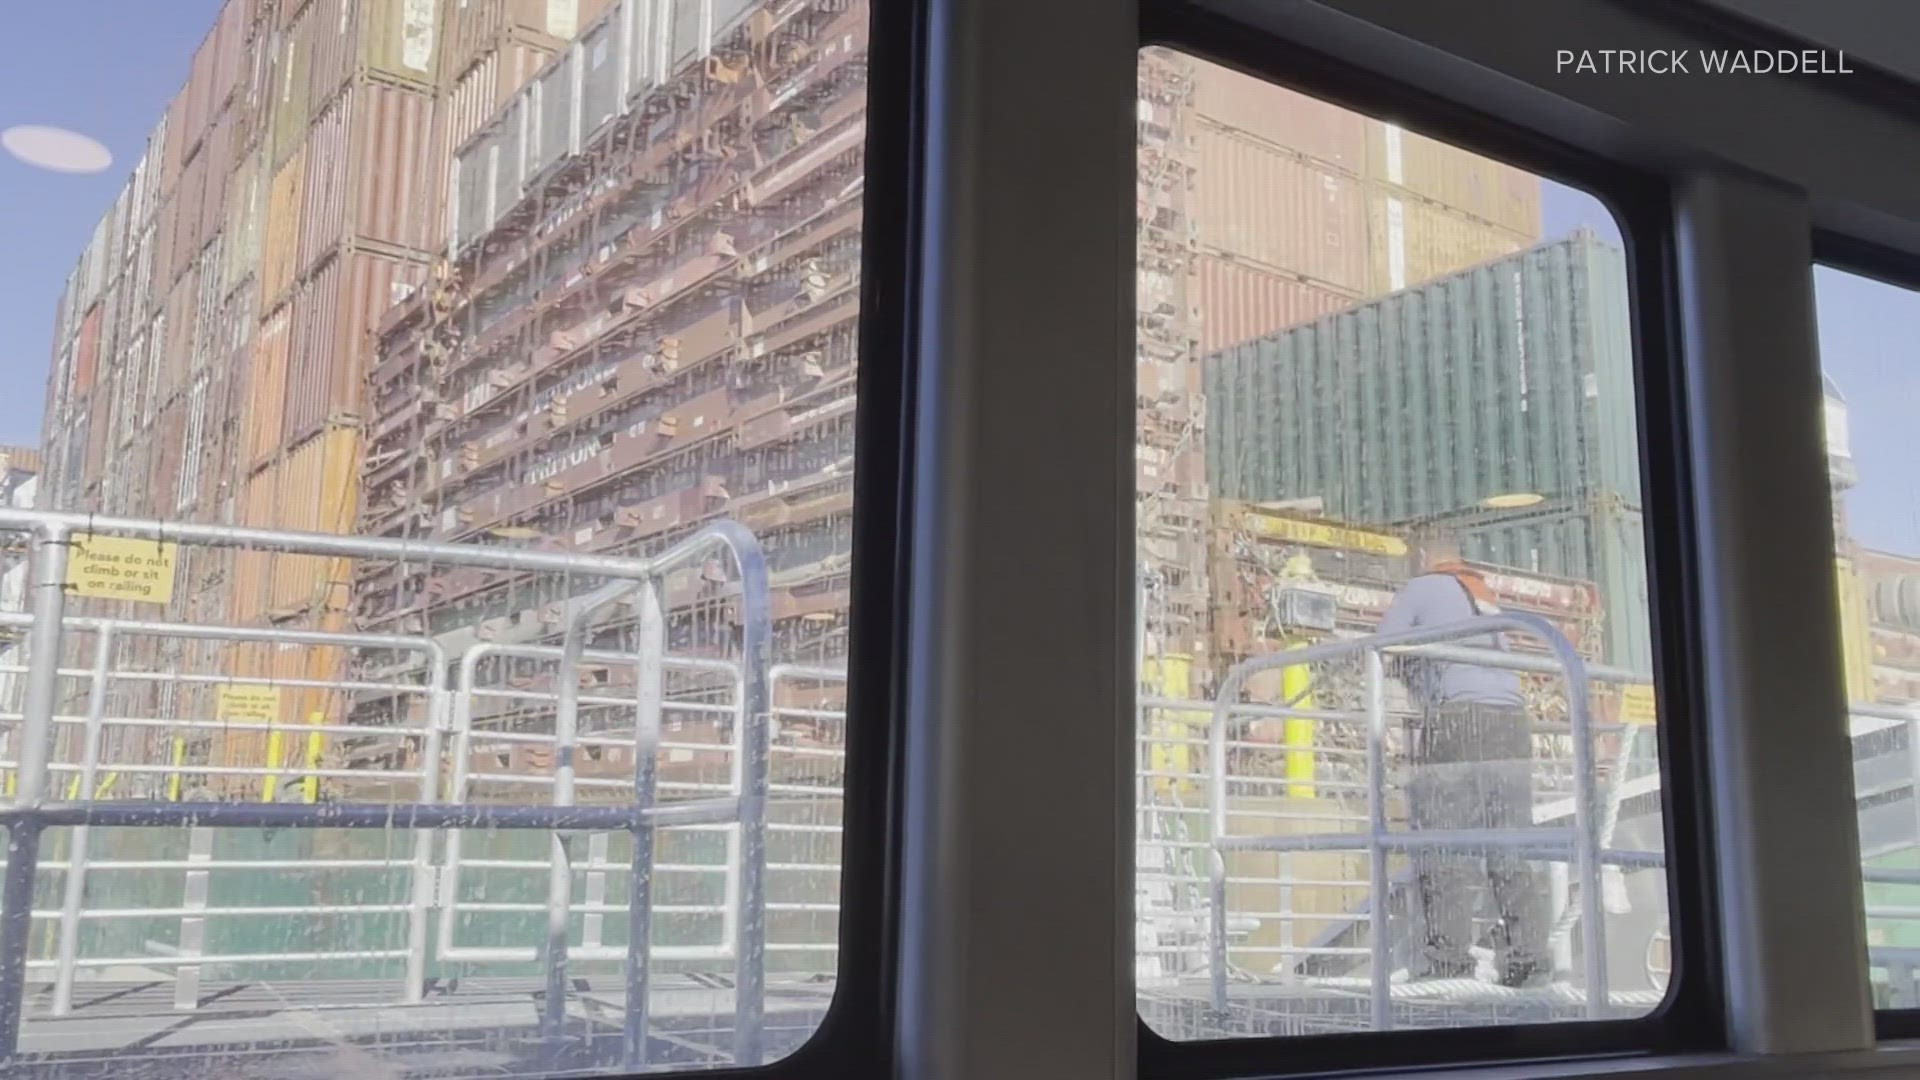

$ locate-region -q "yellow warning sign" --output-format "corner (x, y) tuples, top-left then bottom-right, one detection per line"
(217, 684), (283, 724)
(1620, 684), (1658, 725)
(67, 535), (177, 605)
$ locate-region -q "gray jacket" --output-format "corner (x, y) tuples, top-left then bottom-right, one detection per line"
(1376, 573), (1525, 709)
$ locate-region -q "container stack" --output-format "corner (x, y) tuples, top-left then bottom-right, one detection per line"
(1205, 230), (1652, 671)
(36, 0), (607, 789)
(1178, 57), (1541, 355)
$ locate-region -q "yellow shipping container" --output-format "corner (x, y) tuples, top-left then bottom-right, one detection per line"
(232, 426), (359, 623)
(1364, 188), (1534, 296)
(243, 307), (292, 470)
(261, 146), (307, 305)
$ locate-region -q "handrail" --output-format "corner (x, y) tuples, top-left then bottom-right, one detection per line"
(0, 509), (775, 1071)
(1207, 613), (1607, 1028)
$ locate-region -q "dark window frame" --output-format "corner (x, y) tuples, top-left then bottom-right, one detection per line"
(1137, 5), (1724, 1075)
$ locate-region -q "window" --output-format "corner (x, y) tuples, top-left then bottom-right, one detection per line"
(1136, 48), (1670, 1041)
(2, 0), (890, 1075)
(1814, 266), (1920, 1013)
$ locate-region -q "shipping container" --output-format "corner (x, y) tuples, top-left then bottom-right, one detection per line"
(73, 307), (103, 398)
(298, 91), (353, 274)
(284, 250), (427, 441)
(1363, 122), (1542, 241)
(1189, 63), (1367, 175)
(198, 112), (238, 255)
(1192, 254), (1357, 354)
(245, 308), (293, 470)
(1192, 126), (1368, 295)
(236, 427), (362, 621)
(224, 148), (266, 292)
(349, 81), (442, 254)
(1205, 230), (1641, 534)
(361, 0), (444, 87)
(442, 0), (586, 82)
(160, 270), (200, 405)
(444, 36), (558, 156)
(310, 0), (442, 104)
(270, 12), (316, 167)
(261, 144), (308, 305)
(297, 76), (439, 269)
(1363, 186), (1534, 295)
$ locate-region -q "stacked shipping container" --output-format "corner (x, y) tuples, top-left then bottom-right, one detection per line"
(1177, 57), (1541, 356)
(38, 0), (604, 785)
(1204, 231), (1651, 670)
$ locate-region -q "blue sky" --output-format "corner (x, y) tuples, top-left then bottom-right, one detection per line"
(2, 11), (1911, 558)
(0, 1), (222, 446)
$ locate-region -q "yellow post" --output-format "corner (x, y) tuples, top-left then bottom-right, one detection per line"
(1280, 652), (1316, 799)
(167, 734), (187, 801)
(301, 710), (325, 803)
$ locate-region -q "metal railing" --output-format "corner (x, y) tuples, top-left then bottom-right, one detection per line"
(1204, 613), (1626, 1028)
(0, 508), (773, 1071)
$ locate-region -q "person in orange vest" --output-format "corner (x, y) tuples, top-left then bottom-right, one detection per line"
(1378, 531), (1549, 988)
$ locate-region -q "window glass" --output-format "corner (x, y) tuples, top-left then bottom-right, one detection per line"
(1814, 267), (1920, 1010)
(1136, 48), (1668, 1038)
(2, 0), (867, 1073)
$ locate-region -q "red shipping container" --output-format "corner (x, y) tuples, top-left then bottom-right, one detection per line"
(73, 306), (103, 396)
(350, 81), (441, 254)
(1192, 127), (1368, 295)
(1188, 59), (1368, 175)
(307, 0), (355, 112)
(1193, 254), (1356, 354)
(298, 92), (353, 274)
(301, 81), (440, 272)
(284, 249), (426, 441)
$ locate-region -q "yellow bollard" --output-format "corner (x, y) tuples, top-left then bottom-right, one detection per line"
(1280, 651), (1317, 800)
(167, 734), (186, 801)
(302, 711), (325, 804)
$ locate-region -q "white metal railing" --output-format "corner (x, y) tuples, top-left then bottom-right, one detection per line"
(0, 507), (776, 1072)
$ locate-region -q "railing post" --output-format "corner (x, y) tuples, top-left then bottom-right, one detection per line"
(405, 653), (449, 1005)
(0, 821), (41, 1057)
(732, 534), (772, 1068)
(53, 624), (116, 1016)
(0, 526), (73, 1054)
(623, 577), (665, 1070)
(1559, 649), (1608, 1016)
(174, 825), (214, 1011)
(1207, 679), (1234, 1016)
(1364, 649), (1391, 1031)
(14, 526), (71, 807)
(542, 619), (588, 1044)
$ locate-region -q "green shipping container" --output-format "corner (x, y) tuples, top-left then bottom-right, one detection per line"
(1205, 230), (1650, 668)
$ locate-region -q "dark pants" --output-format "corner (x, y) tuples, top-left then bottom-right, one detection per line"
(1407, 702), (1550, 985)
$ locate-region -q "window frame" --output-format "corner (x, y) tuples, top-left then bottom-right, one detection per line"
(1136, 6), (1725, 1075)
